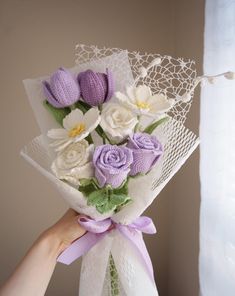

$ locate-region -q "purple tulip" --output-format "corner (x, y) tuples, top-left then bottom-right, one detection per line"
(42, 68), (80, 108)
(93, 144), (133, 188)
(77, 69), (114, 106)
(127, 133), (163, 176)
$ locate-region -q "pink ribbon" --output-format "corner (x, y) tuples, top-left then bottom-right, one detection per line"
(57, 215), (156, 281)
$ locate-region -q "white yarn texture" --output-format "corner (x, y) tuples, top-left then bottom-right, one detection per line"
(21, 45), (199, 296)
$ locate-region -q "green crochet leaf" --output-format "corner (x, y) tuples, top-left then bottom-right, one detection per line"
(95, 124), (105, 138)
(96, 202), (115, 214)
(78, 178), (131, 214)
(143, 116), (169, 134)
(75, 101), (91, 114)
(113, 179), (129, 196)
(87, 189), (108, 206)
(110, 194), (131, 207)
(43, 100), (70, 126)
(78, 178), (99, 196)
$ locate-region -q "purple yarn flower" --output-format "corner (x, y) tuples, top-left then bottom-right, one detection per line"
(77, 69), (114, 106)
(127, 133), (163, 176)
(43, 68), (80, 108)
(93, 144), (133, 188)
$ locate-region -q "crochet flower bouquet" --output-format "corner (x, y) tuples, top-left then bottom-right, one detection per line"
(21, 45), (200, 296)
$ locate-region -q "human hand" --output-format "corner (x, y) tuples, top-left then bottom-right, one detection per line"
(41, 209), (86, 257)
(0, 209), (86, 296)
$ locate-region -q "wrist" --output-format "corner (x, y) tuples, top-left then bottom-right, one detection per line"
(38, 229), (65, 259)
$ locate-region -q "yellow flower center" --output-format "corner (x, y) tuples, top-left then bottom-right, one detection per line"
(136, 100), (150, 109)
(68, 123), (86, 138)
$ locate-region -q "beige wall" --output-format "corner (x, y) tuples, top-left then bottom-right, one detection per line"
(0, 0), (203, 295)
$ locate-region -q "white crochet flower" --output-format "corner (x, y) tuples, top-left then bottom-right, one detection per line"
(51, 140), (94, 186)
(115, 84), (175, 117)
(48, 108), (100, 152)
(100, 103), (138, 143)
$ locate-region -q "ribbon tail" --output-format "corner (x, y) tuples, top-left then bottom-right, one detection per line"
(118, 227), (155, 282)
(57, 232), (104, 265)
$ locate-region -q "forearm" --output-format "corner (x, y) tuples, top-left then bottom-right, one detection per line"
(0, 231), (62, 296)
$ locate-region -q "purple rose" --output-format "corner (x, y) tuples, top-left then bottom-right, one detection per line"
(77, 69), (114, 106)
(43, 68), (80, 108)
(127, 133), (163, 176)
(93, 144), (133, 188)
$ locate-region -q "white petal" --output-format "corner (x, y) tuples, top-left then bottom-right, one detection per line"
(148, 94), (175, 113)
(47, 129), (68, 139)
(82, 108), (101, 141)
(135, 85), (152, 101)
(54, 139), (73, 152)
(115, 91), (130, 104)
(139, 108), (153, 116)
(126, 85), (136, 102)
(116, 92), (138, 112)
(54, 162), (94, 186)
(71, 162), (94, 179)
(83, 108), (100, 129)
(73, 131), (90, 142)
(63, 109), (84, 130)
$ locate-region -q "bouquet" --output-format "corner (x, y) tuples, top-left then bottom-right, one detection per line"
(21, 44), (201, 296)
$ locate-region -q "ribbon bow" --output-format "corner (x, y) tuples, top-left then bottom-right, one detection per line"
(57, 216), (156, 281)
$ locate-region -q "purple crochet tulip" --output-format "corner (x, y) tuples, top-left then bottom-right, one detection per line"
(93, 144), (133, 188)
(127, 133), (163, 176)
(43, 67), (80, 108)
(77, 69), (114, 106)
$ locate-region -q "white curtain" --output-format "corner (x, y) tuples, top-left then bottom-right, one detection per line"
(200, 0), (235, 295)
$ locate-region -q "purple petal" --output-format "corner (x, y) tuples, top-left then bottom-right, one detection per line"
(95, 167), (107, 188)
(50, 68), (80, 107)
(42, 80), (64, 108)
(127, 133), (163, 176)
(93, 144), (133, 188)
(78, 70), (107, 106)
(106, 170), (129, 188)
(129, 149), (162, 176)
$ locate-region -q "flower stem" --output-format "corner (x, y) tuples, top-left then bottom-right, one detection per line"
(85, 134), (94, 144)
(109, 254), (119, 296)
(69, 104), (77, 111)
(143, 116), (169, 134)
(95, 125), (115, 145)
(134, 115), (141, 132)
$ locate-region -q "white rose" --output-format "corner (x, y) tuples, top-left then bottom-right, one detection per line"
(51, 140), (94, 186)
(100, 103), (138, 142)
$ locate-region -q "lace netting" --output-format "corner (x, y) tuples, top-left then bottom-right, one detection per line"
(75, 44), (197, 124)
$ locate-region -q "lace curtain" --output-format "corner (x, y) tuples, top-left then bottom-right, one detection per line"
(200, 0), (235, 295)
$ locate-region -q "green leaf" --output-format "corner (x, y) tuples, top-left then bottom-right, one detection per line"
(85, 134), (93, 144)
(78, 178), (99, 196)
(113, 179), (129, 196)
(75, 101), (91, 114)
(95, 125), (105, 138)
(79, 178), (132, 214)
(79, 183), (97, 196)
(79, 178), (100, 188)
(79, 178), (92, 186)
(43, 100), (70, 126)
(96, 202), (116, 214)
(143, 116), (169, 134)
(115, 198), (132, 213)
(87, 189), (108, 206)
(110, 194), (130, 206)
